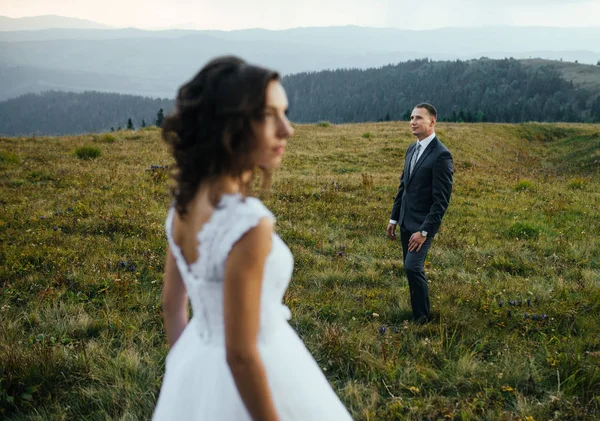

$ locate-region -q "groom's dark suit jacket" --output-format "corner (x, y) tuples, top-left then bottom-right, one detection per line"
(391, 136), (453, 236)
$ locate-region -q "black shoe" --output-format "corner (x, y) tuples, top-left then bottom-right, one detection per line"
(413, 316), (431, 325)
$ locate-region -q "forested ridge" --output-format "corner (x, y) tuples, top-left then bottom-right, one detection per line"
(284, 58), (600, 124)
(1, 58), (599, 136)
(0, 91), (173, 136)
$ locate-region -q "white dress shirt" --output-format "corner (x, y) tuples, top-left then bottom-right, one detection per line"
(389, 132), (436, 225)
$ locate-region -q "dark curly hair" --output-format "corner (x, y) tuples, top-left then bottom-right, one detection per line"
(162, 56), (280, 216)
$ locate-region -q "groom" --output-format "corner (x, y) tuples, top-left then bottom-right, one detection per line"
(386, 103), (453, 323)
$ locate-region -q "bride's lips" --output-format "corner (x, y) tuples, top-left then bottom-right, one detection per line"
(273, 144), (285, 156)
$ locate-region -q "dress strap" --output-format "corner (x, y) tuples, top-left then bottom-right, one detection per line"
(201, 196), (275, 266)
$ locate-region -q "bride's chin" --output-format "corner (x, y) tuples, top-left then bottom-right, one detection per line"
(259, 159), (283, 171)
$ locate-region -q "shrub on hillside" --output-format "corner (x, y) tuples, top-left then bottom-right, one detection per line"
(94, 134), (117, 143)
(515, 179), (535, 191)
(457, 160), (475, 170)
(146, 165), (169, 183)
(361, 173), (374, 189)
(74, 146), (101, 160)
(517, 124), (578, 142)
(0, 150), (20, 165)
(317, 121), (331, 127)
(489, 255), (534, 275)
(507, 222), (540, 239)
(567, 177), (589, 190)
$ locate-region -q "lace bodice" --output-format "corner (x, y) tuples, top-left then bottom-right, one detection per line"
(165, 194), (294, 345)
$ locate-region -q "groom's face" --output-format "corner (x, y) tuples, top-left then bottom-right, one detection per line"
(410, 107), (435, 139)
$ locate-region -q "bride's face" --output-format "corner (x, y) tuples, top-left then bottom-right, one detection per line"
(252, 80), (294, 170)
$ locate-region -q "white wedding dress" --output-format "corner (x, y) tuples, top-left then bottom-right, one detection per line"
(153, 193), (352, 420)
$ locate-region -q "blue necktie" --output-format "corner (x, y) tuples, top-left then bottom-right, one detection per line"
(409, 143), (421, 177)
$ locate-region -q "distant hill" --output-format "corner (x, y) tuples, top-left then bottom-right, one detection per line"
(0, 66), (175, 101)
(522, 59), (600, 92)
(0, 28), (192, 42)
(0, 25), (599, 101)
(1, 58), (599, 136)
(0, 91), (173, 136)
(0, 15), (112, 31)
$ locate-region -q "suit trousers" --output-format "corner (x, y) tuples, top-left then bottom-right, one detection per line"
(400, 227), (434, 321)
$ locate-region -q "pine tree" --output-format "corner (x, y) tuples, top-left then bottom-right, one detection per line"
(141, 119), (146, 128)
(465, 110), (474, 123)
(127, 118), (134, 130)
(591, 96), (600, 122)
(155, 108), (164, 127)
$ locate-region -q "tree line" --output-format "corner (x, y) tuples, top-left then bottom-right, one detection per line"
(0, 58), (598, 136)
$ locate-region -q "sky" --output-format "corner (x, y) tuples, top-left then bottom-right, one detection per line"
(2, 0), (600, 30)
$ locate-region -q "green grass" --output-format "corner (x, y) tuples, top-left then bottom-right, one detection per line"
(1, 123), (600, 420)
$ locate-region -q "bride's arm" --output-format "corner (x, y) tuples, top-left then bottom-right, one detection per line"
(224, 218), (279, 421)
(162, 248), (189, 348)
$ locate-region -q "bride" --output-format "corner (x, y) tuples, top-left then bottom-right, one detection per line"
(153, 56), (353, 421)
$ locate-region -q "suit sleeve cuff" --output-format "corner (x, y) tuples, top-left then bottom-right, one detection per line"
(389, 219), (398, 225)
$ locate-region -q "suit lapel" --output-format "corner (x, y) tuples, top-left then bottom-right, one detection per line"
(406, 137), (438, 188)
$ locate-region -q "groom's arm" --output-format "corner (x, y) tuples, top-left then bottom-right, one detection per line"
(387, 171), (405, 239)
(421, 150), (453, 234)
(390, 172), (405, 223)
(388, 147), (410, 239)
(390, 146), (410, 223)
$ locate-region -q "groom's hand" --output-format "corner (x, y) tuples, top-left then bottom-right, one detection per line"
(408, 232), (426, 252)
(386, 223), (397, 240)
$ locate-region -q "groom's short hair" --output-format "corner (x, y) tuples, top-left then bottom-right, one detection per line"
(415, 103), (437, 119)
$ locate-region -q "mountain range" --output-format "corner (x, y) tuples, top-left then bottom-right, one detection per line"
(0, 15), (599, 101)
(0, 15), (113, 31)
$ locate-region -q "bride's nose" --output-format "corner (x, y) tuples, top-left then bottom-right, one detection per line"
(278, 116), (294, 138)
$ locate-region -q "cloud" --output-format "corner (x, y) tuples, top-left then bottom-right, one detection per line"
(384, 0), (600, 29)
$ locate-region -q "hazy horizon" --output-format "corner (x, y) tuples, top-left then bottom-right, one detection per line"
(4, 16), (600, 32)
(2, 0), (600, 31)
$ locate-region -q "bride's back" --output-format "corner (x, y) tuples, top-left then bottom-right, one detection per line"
(171, 187), (216, 269)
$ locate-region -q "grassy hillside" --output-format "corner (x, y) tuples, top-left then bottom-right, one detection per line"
(522, 59), (600, 93)
(1, 122), (599, 420)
